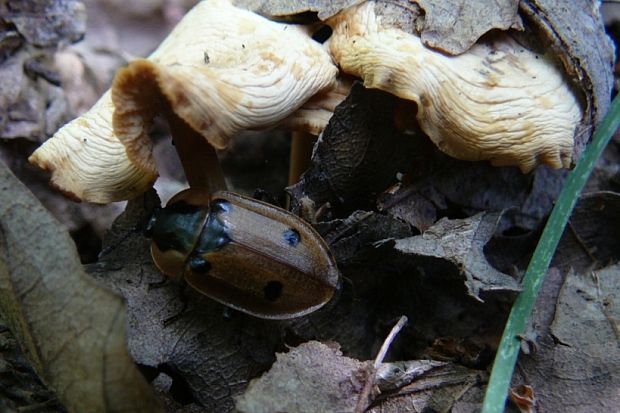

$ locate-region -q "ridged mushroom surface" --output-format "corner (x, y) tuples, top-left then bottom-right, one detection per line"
(327, 1), (582, 172)
(29, 0), (338, 203)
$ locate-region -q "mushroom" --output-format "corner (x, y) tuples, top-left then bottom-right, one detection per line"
(29, 0), (340, 202)
(325, 1), (582, 172)
(281, 76), (353, 185)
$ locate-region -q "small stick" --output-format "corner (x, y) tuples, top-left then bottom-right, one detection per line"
(373, 316), (408, 368)
(354, 315), (408, 413)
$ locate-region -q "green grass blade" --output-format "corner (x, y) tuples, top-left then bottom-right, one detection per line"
(481, 93), (620, 413)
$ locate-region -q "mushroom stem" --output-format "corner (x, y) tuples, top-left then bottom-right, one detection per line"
(288, 131), (316, 186)
(167, 110), (227, 193)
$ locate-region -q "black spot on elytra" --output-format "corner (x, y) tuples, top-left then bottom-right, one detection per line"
(189, 256), (211, 274)
(264, 281), (283, 302)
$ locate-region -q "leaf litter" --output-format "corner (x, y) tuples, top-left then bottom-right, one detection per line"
(0, 0), (618, 412)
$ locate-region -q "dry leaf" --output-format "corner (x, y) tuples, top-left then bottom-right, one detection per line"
(235, 341), (370, 413)
(1, 0), (85, 47)
(509, 384), (536, 413)
(235, 0), (362, 20)
(0, 160), (163, 413)
(376, 360), (446, 391)
(515, 265), (620, 412)
(391, 212), (520, 299)
(413, 0), (522, 54)
(289, 84), (417, 216)
(369, 362), (486, 412)
(567, 191), (620, 266)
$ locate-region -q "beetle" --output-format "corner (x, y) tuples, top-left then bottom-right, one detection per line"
(148, 188), (340, 319)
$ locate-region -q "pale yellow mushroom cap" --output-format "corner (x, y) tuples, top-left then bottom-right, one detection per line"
(28, 91), (152, 202)
(29, 0), (338, 203)
(327, 2), (582, 172)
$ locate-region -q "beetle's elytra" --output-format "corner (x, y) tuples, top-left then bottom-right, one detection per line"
(150, 188), (340, 319)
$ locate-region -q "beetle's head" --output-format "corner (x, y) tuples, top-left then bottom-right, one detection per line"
(149, 189), (211, 280)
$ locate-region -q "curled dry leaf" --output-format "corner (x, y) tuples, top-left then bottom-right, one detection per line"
(391, 212), (520, 299)
(0, 1), (79, 146)
(29, 0), (338, 203)
(235, 341), (370, 413)
(0, 161), (162, 413)
(288, 83), (417, 215)
(0, 41), (72, 142)
(509, 384), (536, 413)
(327, 1), (582, 172)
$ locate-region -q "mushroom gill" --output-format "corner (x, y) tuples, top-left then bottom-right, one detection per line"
(29, 0), (338, 203)
(326, 1), (582, 172)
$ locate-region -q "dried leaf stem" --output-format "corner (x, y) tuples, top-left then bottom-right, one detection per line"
(355, 315), (408, 413)
(482, 93), (620, 413)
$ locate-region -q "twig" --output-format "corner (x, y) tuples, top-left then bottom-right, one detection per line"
(354, 315), (408, 413)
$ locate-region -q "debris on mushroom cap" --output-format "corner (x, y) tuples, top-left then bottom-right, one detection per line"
(326, 1), (583, 172)
(29, 0), (338, 203)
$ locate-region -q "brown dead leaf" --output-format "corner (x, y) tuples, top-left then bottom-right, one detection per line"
(421, 337), (492, 369)
(515, 265), (620, 412)
(567, 191), (620, 266)
(1, 0), (86, 47)
(379, 162), (567, 233)
(235, 0), (362, 20)
(413, 0), (522, 54)
(289, 83), (418, 217)
(391, 212), (520, 299)
(551, 191), (620, 273)
(0, 160), (163, 413)
(0, 0), (84, 142)
(509, 384), (536, 413)
(235, 341), (371, 413)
